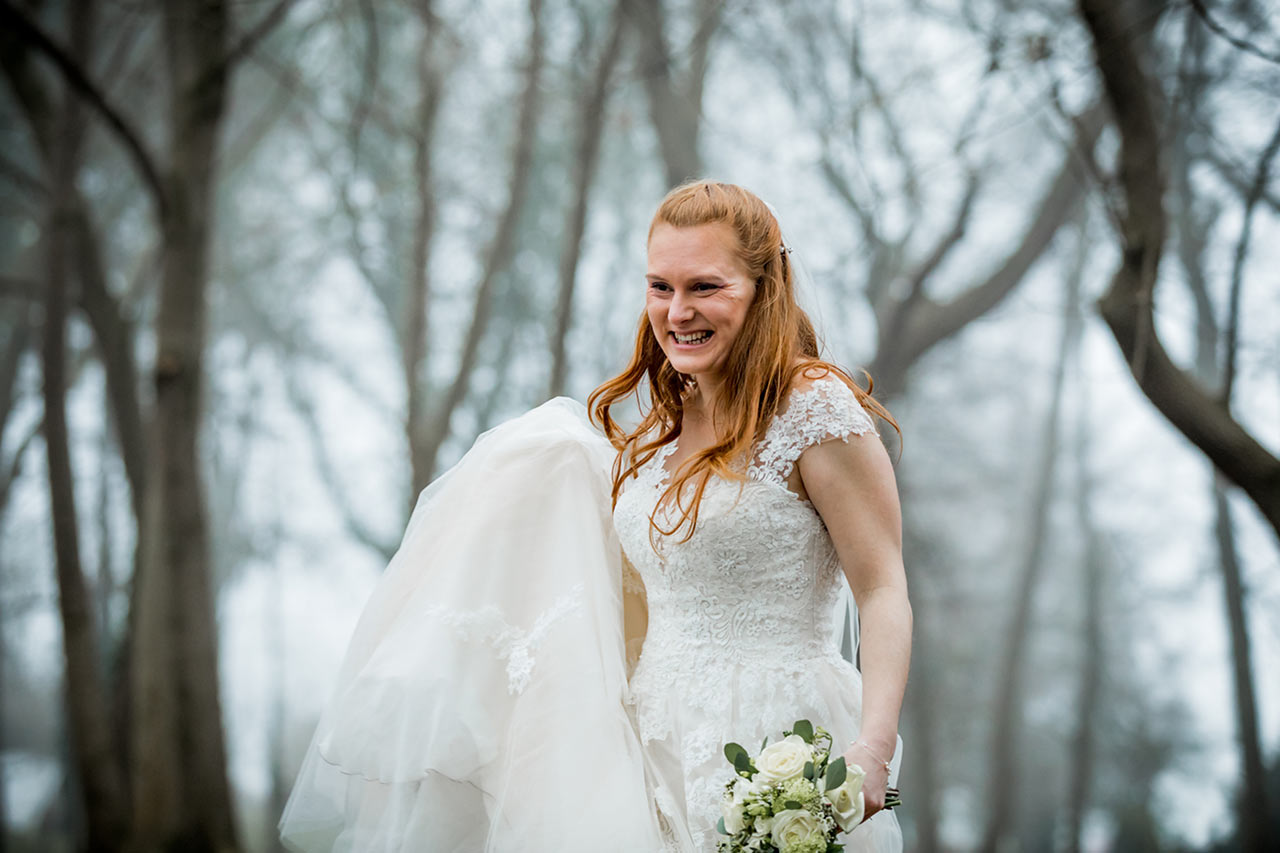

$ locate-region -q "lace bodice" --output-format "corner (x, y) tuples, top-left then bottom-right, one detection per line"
(613, 374), (880, 846)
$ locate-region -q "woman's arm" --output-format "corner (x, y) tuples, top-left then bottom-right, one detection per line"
(799, 429), (912, 820)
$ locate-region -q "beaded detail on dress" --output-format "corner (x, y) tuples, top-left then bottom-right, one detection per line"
(614, 374), (878, 849)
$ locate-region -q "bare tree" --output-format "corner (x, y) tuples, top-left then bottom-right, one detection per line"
(129, 3), (244, 846)
(1078, 0), (1280, 544)
(1064, 372), (1106, 853)
(548, 0), (627, 398)
(979, 225), (1085, 853)
(37, 3), (129, 846)
(0, 0), (295, 847)
(416, 0), (547, 484)
(624, 0), (724, 187)
(1169, 9), (1274, 844)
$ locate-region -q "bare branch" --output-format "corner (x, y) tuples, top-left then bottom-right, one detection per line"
(1189, 0), (1280, 65)
(0, 0), (167, 217)
(870, 102), (1107, 394)
(0, 277), (41, 300)
(1205, 147), (1280, 213)
(0, 411), (37, 511)
(0, 311), (32, 447)
(204, 0), (296, 81)
(282, 370), (396, 562)
(1222, 113), (1280, 404)
(0, 149), (45, 195)
(905, 172), (980, 299)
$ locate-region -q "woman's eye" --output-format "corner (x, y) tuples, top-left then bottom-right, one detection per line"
(694, 282), (719, 292)
(648, 282), (670, 292)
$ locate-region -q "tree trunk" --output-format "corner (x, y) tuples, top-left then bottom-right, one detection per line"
(1171, 29), (1273, 841)
(1064, 360), (1104, 853)
(0, 317), (32, 519)
(902, 569), (941, 853)
(130, 2), (239, 849)
(548, 1), (625, 398)
(404, 0), (445, 499)
(1212, 477), (1270, 850)
(1, 14), (150, 803)
(624, 0), (719, 187)
(979, 248), (1083, 853)
(73, 202), (147, 524)
(265, 554), (288, 853)
(41, 4), (129, 846)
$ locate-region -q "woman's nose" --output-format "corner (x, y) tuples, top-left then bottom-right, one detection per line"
(668, 290), (695, 324)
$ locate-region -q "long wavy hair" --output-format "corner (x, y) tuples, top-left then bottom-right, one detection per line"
(588, 180), (897, 543)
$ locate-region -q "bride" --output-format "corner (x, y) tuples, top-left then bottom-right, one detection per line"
(279, 180), (911, 852)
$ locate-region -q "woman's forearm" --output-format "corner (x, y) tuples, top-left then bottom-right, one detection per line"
(850, 583), (913, 758)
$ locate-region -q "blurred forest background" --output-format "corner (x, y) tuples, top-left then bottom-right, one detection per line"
(0, 0), (1278, 850)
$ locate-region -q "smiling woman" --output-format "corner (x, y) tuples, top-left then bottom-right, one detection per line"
(588, 180), (910, 850)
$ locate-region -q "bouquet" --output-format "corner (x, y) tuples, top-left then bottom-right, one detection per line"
(716, 720), (901, 853)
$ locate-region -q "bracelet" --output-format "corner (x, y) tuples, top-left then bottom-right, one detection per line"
(850, 740), (892, 773)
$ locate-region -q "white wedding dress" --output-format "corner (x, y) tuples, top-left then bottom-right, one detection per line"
(614, 374), (902, 851)
(279, 375), (902, 852)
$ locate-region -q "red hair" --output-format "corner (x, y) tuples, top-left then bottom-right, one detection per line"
(588, 180), (897, 542)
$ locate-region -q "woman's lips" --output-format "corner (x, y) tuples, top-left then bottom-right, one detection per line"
(671, 330), (713, 347)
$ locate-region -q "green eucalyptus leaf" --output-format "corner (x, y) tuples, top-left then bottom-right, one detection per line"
(825, 757), (847, 791)
(724, 742), (746, 767)
(793, 719), (814, 743)
(717, 816), (729, 835)
(804, 760), (815, 781)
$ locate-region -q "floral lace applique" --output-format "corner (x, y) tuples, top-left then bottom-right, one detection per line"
(750, 373), (878, 485)
(422, 584), (584, 695)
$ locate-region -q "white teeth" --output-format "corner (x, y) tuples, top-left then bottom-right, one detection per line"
(674, 331), (712, 344)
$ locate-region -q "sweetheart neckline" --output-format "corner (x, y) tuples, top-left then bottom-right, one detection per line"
(646, 439), (819, 512)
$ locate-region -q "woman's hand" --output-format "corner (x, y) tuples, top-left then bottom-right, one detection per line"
(841, 740), (893, 822)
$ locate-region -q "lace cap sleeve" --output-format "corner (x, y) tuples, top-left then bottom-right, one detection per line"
(751, 374), (878, 484)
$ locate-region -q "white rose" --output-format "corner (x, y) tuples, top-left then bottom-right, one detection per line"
(733, 777), (763, 804)
(727, 783), (747, 829)
(722, 793), (746, 834)
(823, 762), (867, 832)
(755, 734), (814, 783)
(723, 777), (762, 834)
(770, 809), (821, 850)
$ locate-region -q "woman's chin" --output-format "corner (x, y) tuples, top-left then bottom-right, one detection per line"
(664, 352), (719, 377)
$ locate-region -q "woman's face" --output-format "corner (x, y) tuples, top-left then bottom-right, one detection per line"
(645, 222), (756, 382)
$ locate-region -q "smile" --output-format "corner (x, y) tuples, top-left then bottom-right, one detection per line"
(672, 331), (713, 345)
